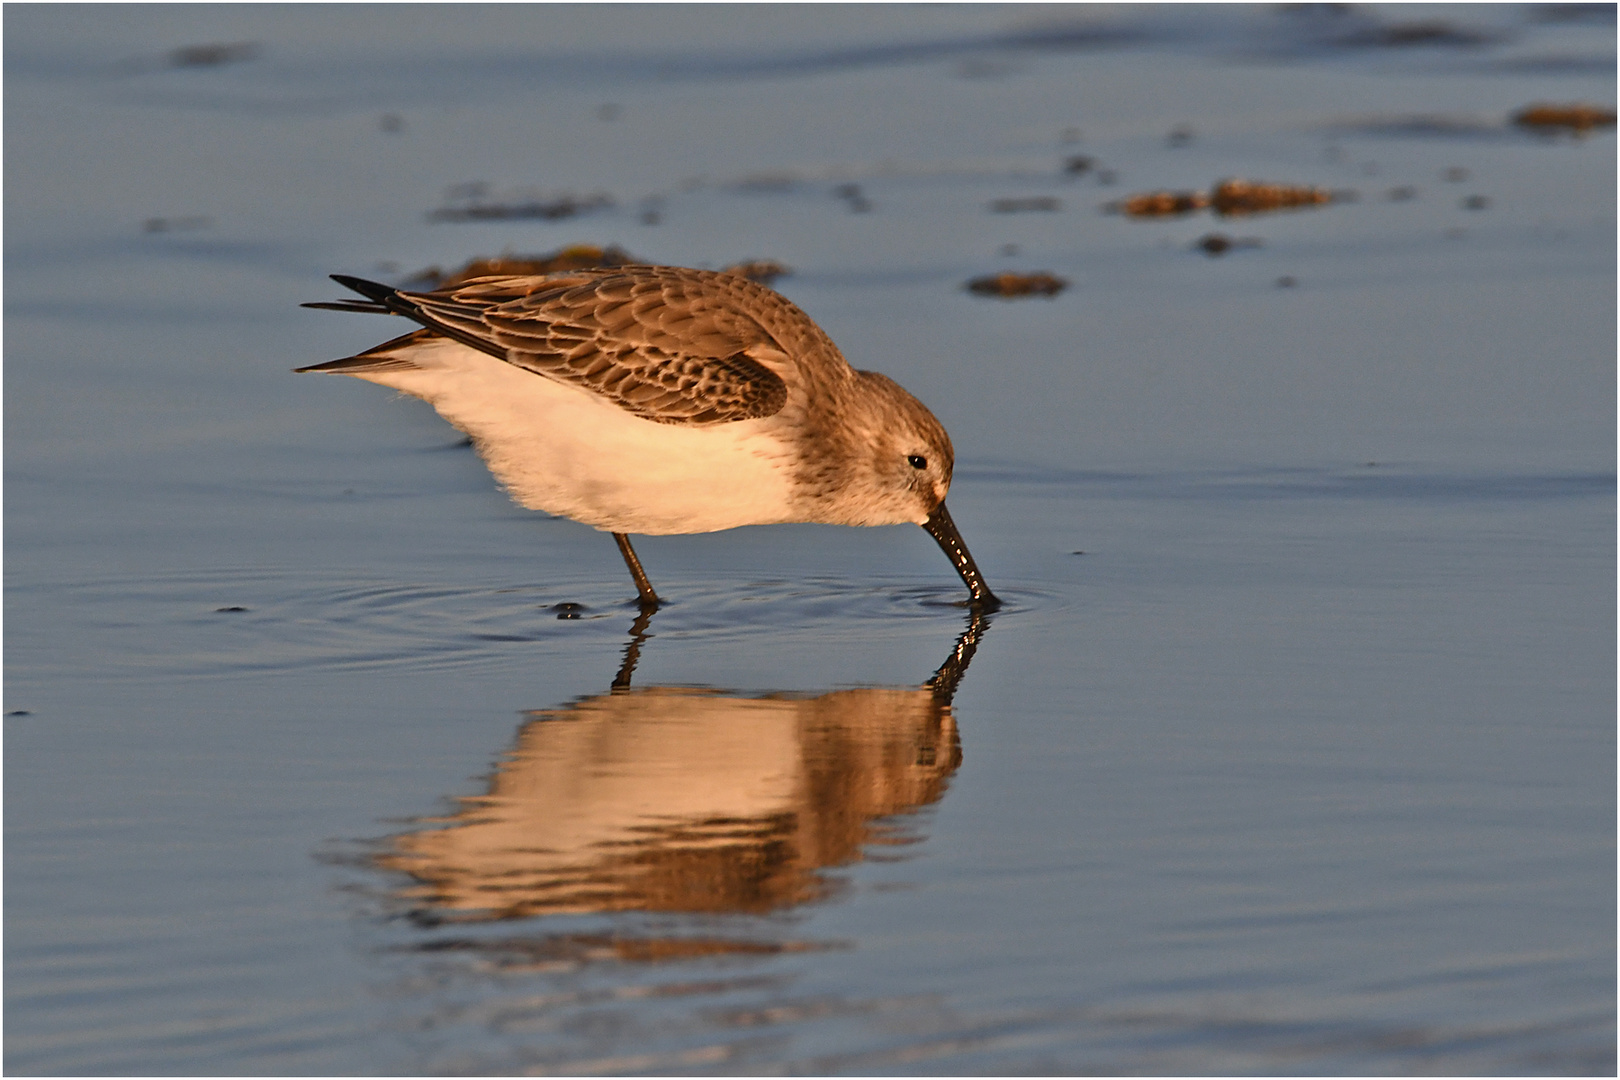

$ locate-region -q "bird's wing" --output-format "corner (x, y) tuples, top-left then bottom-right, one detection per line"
(397, 268), (794, 425)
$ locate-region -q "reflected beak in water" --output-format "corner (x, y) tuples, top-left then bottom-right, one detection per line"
(922, 501), (1000, 609)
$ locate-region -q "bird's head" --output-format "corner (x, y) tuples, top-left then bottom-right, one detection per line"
(831, 371), (954, 526)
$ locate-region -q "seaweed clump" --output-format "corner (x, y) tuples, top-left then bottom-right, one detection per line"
(1110, 179), (1336, 219)
(1513, 103), (1617, 136)
(966, 272), (1068, 299)
(408, 246), (791, 290)
(1208, 178), (1335, 216)
(414, 245), (641, 288)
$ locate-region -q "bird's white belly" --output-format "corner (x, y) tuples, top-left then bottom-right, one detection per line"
(354, 341), (798, 534)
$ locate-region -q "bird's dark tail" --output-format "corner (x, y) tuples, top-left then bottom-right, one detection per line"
(330, 274), (397, 305)
(301, 275), (510, 363)
(299, 275), (400, 315)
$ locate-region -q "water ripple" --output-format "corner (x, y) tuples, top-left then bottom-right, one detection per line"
(8, 567), (1051, 683)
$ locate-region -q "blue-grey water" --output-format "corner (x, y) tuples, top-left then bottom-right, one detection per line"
(6, 4), (1615, 1075)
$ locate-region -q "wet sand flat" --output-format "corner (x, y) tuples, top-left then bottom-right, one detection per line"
(5, 5), (1614, 1074)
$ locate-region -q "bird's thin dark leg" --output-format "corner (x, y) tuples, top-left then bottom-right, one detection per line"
(613, 533), (661, 607)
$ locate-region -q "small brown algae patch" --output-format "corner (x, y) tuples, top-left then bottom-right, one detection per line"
(405, 245), (791, 289)
(1110, 178), (1338, 219)
(1513, 102), (1617, 137)
(1111, 189), (1210, 218)
(966, 271), (1069, 298)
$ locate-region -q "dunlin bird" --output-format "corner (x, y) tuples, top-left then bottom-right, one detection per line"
(300, 266), (997, 608)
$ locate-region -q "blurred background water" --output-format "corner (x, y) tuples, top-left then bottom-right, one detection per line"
(5, 4), (1615, 1074)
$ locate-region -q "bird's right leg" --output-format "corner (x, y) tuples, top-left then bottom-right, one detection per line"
(613, 533), (661, 608)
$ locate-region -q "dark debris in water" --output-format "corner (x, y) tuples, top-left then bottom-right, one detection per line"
(1058, 153), (1118, 186)
(966, 271), (1068, 299)
(428, 186), (614, 224)
(1327, 19), (1504, 49)
(168, 42), (260, 68)
(1329, 114), (1508, 140)
(142, 215), (212, 234)
(834, 183), (872, 213)
(990, 196), (1062, 213)
(215, 605), (249, 613)
(1195, 233), (1263, 257)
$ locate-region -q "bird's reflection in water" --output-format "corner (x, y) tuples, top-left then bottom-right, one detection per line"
(374, 609), (989, 926)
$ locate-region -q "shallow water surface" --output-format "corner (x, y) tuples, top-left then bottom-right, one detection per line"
(6, 5), (1615, 1075)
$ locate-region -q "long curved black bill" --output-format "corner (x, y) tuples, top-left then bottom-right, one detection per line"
(922, 501), (1000, 610)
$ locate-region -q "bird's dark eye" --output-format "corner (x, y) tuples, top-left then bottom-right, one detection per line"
(908, 454), (928, 470)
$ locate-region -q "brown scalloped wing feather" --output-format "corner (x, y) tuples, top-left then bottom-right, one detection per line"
(401, 268), (813, 425)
